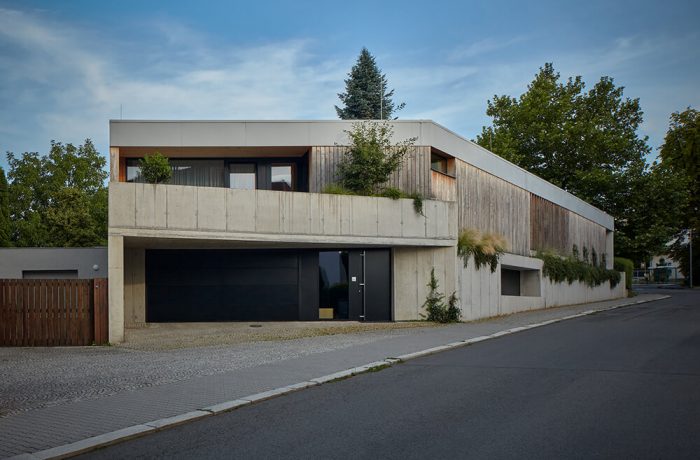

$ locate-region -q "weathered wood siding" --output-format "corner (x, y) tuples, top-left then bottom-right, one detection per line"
(568, 212), (607, 260)
(429, 170), (456, 201)
(455, 161), (530, 256)
(309, 146), (431, 197)
(530, 195), (569, 254)
(530, 195), (606, 258)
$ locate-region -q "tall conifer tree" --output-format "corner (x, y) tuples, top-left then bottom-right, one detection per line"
(336, 48), (405, 120)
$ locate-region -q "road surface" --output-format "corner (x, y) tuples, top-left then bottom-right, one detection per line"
(82, 290), (700, 459)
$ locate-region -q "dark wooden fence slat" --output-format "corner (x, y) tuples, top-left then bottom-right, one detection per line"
(0, 278), (108, 347)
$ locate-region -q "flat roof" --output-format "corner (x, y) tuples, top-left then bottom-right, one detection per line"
(110, 120), (614, 230)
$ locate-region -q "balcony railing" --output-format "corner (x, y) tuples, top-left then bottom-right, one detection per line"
(109, 182), (456, 247)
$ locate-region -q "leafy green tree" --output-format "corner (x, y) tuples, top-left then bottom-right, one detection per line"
(476, 63), (682, 264)
(660, 107), (700, 285)
(337, 121), (415, 195)
(6, 139), (108, 247)
(0, 167), (10, 247)
(139, 152), (172, 184)
(336, 48), (405, 120)
(660, 108), (700, 232)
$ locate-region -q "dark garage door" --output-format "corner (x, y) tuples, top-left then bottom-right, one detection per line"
(146, 249), (299, 322)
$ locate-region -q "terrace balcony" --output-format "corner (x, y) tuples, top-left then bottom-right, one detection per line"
(108, 182), (457, 247)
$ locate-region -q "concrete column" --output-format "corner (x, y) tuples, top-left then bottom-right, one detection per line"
(124, 248), (146, 327)
(108, 235), (124, 343)
(109, 147), (120, 182)
(605, 230), (614, 269)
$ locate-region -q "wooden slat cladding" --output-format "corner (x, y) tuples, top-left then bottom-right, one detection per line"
(429, 170), (456, 201)
(456, 161), (530, 256)
(568, 212), (607, 260)
(309, 146), (431, 196)
(0, 278), (109, 346)
(530, 195), (606, 258)
(530, 195), (570, 254)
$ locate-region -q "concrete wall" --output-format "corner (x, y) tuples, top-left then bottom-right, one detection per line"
(124, 248), (146, 327)
(393, 246), (457, 321)
(108, 235), (124, 343)
(0, 248), (107, 279)
(454, 252), (625, 322)
(109, 182), (457, 247)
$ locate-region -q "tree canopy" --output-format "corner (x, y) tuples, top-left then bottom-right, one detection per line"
(6, 140), (108, 247)
(660, 107), (699, 285)
(660, 108), (700, 232)
(476, 63), (685, 264)
(0, 167), (10, 247)
(336, 48), (405, 120)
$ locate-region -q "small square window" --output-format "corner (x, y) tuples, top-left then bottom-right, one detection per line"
(271, 164), (295, 191)
(431, 153), (448, 174)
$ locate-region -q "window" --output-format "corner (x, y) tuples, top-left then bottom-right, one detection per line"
(126, 162), (142, 182)
(501, 268), (521, 296)
(271, 164), (295, 191)
(229, 164), (256, 190)
(171, 160), (225, 187)
(501, 267), (541, 296)
(431, 152), (448, 174)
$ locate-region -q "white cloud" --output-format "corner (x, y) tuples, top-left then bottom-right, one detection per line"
(0, 8), (346, 162)
(0, 6), (697, 170)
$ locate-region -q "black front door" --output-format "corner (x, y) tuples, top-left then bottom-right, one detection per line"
(344, 249), (392, 321)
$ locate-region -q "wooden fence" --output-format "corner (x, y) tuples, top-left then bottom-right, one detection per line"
(0, 278), (109, 346)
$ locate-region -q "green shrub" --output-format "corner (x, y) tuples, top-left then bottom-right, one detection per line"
(421, 268), (460, 323)
(538, 251), (621, 288)
(139, 152), (172, 184)
(322, 183), (355, 195)
(614, 257), (634, 290)
(337, 121), (416, 195)
(457, 228), (507, 273)
(379, 187), (403, 200)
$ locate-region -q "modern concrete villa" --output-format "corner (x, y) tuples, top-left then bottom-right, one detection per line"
(107, 120), (625, 343)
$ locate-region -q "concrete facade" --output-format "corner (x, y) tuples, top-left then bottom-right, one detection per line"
(108, 120), (625, 343)
(0, 247), (107, 279)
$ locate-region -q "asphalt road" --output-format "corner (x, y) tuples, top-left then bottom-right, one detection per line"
(82, 290), (700, 460)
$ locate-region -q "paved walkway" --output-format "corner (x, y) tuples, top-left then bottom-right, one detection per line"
(0, 294), (667, 458)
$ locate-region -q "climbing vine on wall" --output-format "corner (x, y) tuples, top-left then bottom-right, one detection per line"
(537, 246), (620, 288)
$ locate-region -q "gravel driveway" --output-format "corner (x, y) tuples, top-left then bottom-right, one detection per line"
(0, 322), (435, 418)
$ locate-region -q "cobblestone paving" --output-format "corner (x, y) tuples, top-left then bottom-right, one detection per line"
(0, 327), (424, 418)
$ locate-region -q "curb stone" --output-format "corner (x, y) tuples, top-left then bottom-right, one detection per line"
(10, 295), (670, 460)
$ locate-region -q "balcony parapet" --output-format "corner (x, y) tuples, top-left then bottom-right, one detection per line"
(109, 183), (456, 247)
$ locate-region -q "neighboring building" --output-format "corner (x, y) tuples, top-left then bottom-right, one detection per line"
(0, 247), (107, 279)
(108, 120), (624, 343)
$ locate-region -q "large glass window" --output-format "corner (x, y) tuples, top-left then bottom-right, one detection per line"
(319, 251), (349, 320)
(271, 164), (294, 191)
(171, 160), (225, 187)
(229, 163), (256, 190)
(126, 159), (225, 187)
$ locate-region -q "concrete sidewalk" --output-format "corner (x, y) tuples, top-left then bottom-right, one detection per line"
(0, 294), (668, 459)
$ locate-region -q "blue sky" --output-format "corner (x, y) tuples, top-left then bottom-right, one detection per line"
(1, 0), (698, 171)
